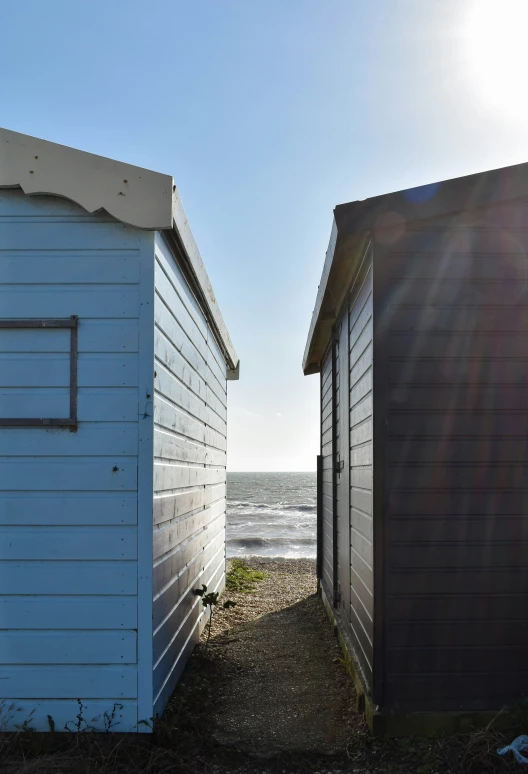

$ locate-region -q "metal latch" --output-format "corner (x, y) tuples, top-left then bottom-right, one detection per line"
(336, 459), (344, 473)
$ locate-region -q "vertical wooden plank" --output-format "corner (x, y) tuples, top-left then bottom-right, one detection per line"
(136, 232), (155, 728)
(331, 326), (339, 608)
(316, 454), (323, 581)
(337, 310), (351, 617)
(372, 239), (386, 709)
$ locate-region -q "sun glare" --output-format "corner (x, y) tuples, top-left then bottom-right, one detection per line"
(464, 0), (528, 121)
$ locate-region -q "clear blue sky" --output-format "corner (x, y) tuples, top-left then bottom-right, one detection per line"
(2, 0), (527, 471)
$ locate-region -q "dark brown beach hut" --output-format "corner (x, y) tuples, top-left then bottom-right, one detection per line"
(303, 163), (528, 734)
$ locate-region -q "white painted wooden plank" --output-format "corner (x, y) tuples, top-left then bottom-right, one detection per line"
(0, 287), (139, 317)
(155, 366), (207, 423)
(0, 458), (137, 491)
(0, 252), (140, 284)
(206, 344), (227, 390)
(154, 373), (226, 436)
(153, 489), (206, 525)
(155, 308), (208, 391)
(206, 385), (227, 418)
(0, 596), (137, 629)
(0, 561), (137, 595)
(0, 631), (137, 665)
(154, 428), (226, 467)
(0, 664), (137, 698)
(155, 238), (211, 339)
(154, 266), (208, 361)
(154, 397), (226, 450)
(0, 527), (137, 560)
(153, 530), (225, 632)
(153, 463), (225, 492)
(0, 493), (136, 525)
(153, 499), (226, 561)
(0, 424), (137, 456)
(155, 251), (208, 341)
(154, 311), (227, 406)
(206, 483), (227, 506)
(0, 699), (137, 732)
(0, 354), (138, 388)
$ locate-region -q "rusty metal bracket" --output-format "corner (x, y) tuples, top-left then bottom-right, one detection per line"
(0, 317), (79, 430)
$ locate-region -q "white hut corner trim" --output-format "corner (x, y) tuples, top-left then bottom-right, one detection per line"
(0, 127), (173, 230)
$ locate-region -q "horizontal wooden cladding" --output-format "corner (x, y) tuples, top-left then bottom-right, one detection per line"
(0, 561), (137, 595)
(0, 389), (138, 422)
(0, 220), (143, 251)
(0, 424), (138, 458)
(386, 674), (528, 712)
(389, 413), (528, 436)
(0, 630), (136, 664)
(0, 493), (136, 525)
(153, 484), (225, 526)
(153, 548), (224, 710)
(384, 251), (528, 280)
(388, 646), (528, 674)
(390, 490), (528, 516)
(154, 259), (227, 390)
(384, 278), (528, 306)
(350, 395), (372, 429)
(0, 699), (137, 733)
(0, 527), (137, 560)
(389, 543), (528, 569)
(0, 596), (137, 628)
(389, 620), (528, 648)
(0, 457), (137, 491)
(0, 353), (138, 388)
(155, 368), (226, 436)
(387, 464), (528, 490)
(388, 385), (528, 413)
(0, 251), (140, 284)
(154, 313), (226, 408)
(153, 499), (226, 562)
(388, 306), (528, 333)
(0, 664), (137, 699)
(153, 516), (225, 596)
(153, 533), (224, 661)
(388, 332), (528, 360)
(0, 286), (139, 318)
(153, 526), (225, 633)
(389, 357), (528, 386)
(389, 569), (528, 595)
(154, 397), (226, 451)
(389, 516), (528, 544)
(0, 320), (138, 354)
(389, 595), (528, 625)
(153, 463), (225, 493)
(154, 428), (226, 467)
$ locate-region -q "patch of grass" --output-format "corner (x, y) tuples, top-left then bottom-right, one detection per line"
(225, 559), (266, 594)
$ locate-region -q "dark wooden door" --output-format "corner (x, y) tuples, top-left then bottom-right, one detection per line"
(336, 313), (351, 616)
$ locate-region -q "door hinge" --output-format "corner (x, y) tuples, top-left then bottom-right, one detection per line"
(335, 459), (344, 473)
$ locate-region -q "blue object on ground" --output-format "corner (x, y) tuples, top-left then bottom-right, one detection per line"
(498, 735), (528, 764)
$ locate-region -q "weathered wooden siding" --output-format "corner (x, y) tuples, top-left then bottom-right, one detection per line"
(0, 190), (147, 731)
(152, 234), (227, 715)
(320, 346), (334, 600)
(377, 209), (528, 711)
(348, 250), (374, 688)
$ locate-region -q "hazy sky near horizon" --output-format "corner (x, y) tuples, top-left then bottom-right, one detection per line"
(2, 0), (528, 471)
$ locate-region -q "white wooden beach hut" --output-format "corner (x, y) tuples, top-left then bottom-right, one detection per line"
(0, 128), (239, 732)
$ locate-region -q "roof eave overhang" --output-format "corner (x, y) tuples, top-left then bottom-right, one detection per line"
(302, 216), (370, 375)
(304, 159), (528, 376)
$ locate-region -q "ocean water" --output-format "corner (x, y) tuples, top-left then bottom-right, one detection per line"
(226, 472), (317, 558)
